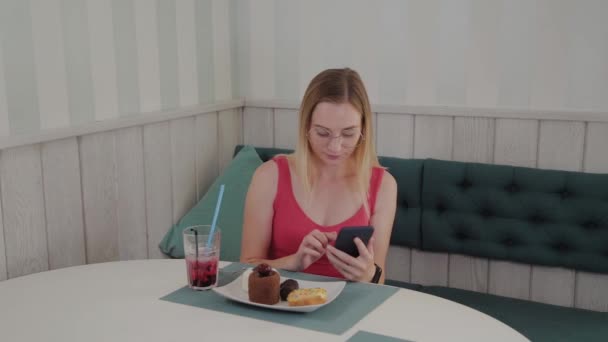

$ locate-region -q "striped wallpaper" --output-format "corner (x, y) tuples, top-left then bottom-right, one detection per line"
(236, 0), (608, 112)
(0, 0), (233, 137)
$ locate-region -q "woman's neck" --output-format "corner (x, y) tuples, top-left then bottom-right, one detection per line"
(310, 156), (354, 182)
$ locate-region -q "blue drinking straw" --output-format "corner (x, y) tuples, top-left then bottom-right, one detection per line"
(206, 184), (225, 247)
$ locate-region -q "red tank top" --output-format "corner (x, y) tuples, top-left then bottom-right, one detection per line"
(269, 155), (384, 278)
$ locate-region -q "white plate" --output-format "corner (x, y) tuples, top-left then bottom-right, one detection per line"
(212, 272), (346, 313)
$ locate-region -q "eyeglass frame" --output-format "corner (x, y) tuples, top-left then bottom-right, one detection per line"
(306, 126), (365, 148)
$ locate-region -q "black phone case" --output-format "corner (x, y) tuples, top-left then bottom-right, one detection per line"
(334, 226), (374, 257)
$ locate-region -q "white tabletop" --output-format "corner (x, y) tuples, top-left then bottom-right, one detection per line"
(0, 260), (529, 342)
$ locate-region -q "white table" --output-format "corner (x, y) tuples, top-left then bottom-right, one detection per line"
(0, 260), (528, 342)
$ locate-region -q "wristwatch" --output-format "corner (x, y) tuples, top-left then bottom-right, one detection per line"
(370, 263), (382, 284)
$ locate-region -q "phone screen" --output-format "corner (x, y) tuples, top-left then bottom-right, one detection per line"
(334, 226), (374, 257)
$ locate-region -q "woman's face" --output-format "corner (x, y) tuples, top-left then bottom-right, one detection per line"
(308, 102), (362, 166)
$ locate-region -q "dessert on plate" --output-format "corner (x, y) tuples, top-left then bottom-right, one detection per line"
(248, 263), (280, 305)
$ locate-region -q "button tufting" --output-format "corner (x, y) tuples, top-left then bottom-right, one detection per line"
(501, 237), (518, 247)
(552, 242), (571, 252)
(436, 202), (447, 214)
(454, 231), (468, 240)
(582, 221), (599, 230)
(402, 200), (409, 209)
(480, 208), (493, 218)
(529, 214), (546, 224)
(559, 188), (571, 199)
(459, 179), (472, 190)
(505, 183), (519, 193)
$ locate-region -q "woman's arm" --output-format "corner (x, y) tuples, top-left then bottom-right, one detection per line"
(368, 170), (398, 284)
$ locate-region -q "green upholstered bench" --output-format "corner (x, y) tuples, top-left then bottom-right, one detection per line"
(232, 145), (608, 342)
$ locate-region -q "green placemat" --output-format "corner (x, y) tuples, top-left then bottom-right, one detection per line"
(347, 331), (413, 342)
(160, 263), (399, 335)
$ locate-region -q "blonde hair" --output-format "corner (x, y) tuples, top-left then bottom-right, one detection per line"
(289, 68), (380, 216)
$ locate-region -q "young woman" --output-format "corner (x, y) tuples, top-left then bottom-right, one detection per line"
(240, 68), (397, 283)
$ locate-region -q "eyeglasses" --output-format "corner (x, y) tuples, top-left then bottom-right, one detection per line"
(307, 127), (363, 148)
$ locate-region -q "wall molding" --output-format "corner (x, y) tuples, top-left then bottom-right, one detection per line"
(0, 99), (244, 150)
(245, 99), (608, 123)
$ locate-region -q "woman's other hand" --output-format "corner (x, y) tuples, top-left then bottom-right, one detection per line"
(293, 229), (337, 271)
(326, 236), (376, 282)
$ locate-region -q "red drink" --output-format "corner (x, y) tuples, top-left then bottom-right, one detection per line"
(186, 256), (219, 289)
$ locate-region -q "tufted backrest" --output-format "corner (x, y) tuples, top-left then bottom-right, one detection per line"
(422, 159), (608, 274)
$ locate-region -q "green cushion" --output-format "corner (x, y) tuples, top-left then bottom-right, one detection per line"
(234, 145), (292, 162)
(421, 158), (608, 274)
(383, 279), (423, 291)
(159, 145), (263, 261)
(421, 286), (608, 342)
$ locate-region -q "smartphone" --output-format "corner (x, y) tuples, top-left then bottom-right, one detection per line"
(334, 226), (374, 257)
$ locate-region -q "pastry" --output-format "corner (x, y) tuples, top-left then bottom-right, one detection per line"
(287, 288), (327, 306)
(279, 279), (299, 301)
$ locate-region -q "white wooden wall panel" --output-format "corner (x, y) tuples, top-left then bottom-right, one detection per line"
(453, 117), (495, 163)
(0, 192), (6, 280)
(532, 120), (584, 305)
(575, 272), (608, 312)
(450, 117), (493, 292)
(449, 254), (489, 293)
(491, 118), (537, 300)
(411, 249), (448, 286)
(195, 113), (219, 201)
(273, 109), (298, 149)
(0, 145), (48, 278)
(538, 121), (585, 171)
(80, 132), (119, 264)
(218, 108), (243, 172)
(170, 117), (197, 223)
(413, 116), (453, 160)
(143, 122), (172, 259)
(488, 261), (531, 300)
(243, 107), (273, 147)
(584, 122), (608, 173)
(531, 266), (575, 307)
(41, 138), (86, 269)
(386, 246), (411, 283)
(115, 127), (148, 260)
(376, 113), (414, 158)
(494, 119), (538, 167)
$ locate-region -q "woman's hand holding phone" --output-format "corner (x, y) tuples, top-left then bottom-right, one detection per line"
(292, 229), (337, 272)
(326, 235), (376, 282)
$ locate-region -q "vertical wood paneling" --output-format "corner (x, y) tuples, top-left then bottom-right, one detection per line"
(0, 145), (48, 278)
(491, 117), (536, 300)
(273, 109), (299, 149)
(243, 107), (273, 147)
(350, 0), (379, 103)
(298, 0), (324, 96)
(411, 249), (448, 286)
(0, 43), (9, 136)
(41, 138), (86, 269)
(176, 0), (198, 106)
(575, 272), (608, 312)
(413, 116), (453, 160)
(80, 132), (118, 263)
(531, 266), (575, 307)
(538, 121), (585, 171)
(386, 246), (411, 283)
(449, 254), (488, 292)
(453, 117), (495, 163)
(218, 108), (243, 172)
(377, 114), (414, 158)
(195, 113), (219, 200)
(494, 119), (538, 167)
(115, 127), (148, 260)
(170, 117), (197, 223)
(584, 122), (608, 173)
(0, 191), (6, 280)
(488, 261), (531, 300)
(143, 122), (172, 259)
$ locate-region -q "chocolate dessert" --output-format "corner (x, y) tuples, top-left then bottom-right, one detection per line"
(248, 263), (280, 305)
